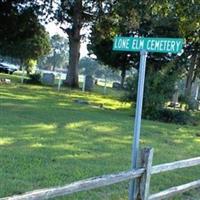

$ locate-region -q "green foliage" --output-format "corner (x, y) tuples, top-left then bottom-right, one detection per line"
(143, 66), (176, 116)
(0, 5), (51, 62)
(88, 0), (181, 68)
(79, 57), (121, 81)
(41, 0), (114, 87)
(124, 62), (180, 121)
(88, 4), (137, 72)
(24, 59), (37, 75)
(25, 73), (41, 85)
(123, 69), (196, 124)
(151, 0), (200, 100)
(79, 57), (100, 76)
(109, 0), (200, 119)
(156, 109), (195, 125)
(89, 0), (199, 104)
(88, 0), (185, 90)
(38, 34), (69, 71)
(122, 75), (137, 101)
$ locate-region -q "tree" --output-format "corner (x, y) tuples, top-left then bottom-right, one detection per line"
(89, 0), (195, 118)
(50, 34), (69, 71)
(178, 43), (200, 100)
(0, 2), (51, 72)
(38, 34), (69, 71)
(36, 0), (113, 88)
(79, 57), (100, 76)
(150, 0), (200, 100)
(176, 2), (200, 99)
(88, 0), (182, 89)
(88, 22), (132, 87)
(25, 59), (37, 75)
(88, 1), (139, 87)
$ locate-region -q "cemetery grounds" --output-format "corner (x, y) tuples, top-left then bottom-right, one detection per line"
(0, 73), (200, 200)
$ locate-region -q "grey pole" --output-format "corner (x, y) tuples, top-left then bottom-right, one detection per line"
(129, 50), (147, 200)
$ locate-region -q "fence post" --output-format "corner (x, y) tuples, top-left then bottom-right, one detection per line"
(131, 149), (142, 200)
(139, 148), (154, 200)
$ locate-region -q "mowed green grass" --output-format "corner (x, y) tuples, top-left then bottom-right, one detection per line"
(0, 76), (200, 199)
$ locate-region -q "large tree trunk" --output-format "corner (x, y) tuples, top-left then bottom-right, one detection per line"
(65, 0), (82, 88)
(66, 35), (80, 87)
(184, 53), (198, 98)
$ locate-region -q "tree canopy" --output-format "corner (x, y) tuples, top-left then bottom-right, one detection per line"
(79, 57), (100, 76)
(88, 0), (200, 112)
(88, 0), (181, 87)
(0, 1), (51, 65)
(38, 34), (69, 71)
(34, 0), (114, 88)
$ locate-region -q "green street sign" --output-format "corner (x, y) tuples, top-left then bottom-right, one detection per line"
(113, 36), (184, 54)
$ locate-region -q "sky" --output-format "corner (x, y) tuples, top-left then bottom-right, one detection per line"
(45, 22), (89, 58)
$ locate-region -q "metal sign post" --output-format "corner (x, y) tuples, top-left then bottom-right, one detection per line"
(129, 50), (147, 200)
(112, 36), (184, 200)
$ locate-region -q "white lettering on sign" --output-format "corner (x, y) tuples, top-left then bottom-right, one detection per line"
(170, 41), (176, 51)
(114, 38), (130, 50)
(176, 41), (181, 52)
(139, 40), (144, 49)
(147, 40), (152, 50)
(147, 40), (151, 50)
(166, 41), (171, 51)
(132, 39), (137, 49)
(131, 39), (144, 50)
(146, 39), (182, 52)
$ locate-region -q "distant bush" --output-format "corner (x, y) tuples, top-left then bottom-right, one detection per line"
(26, 73), (41, 84)
(25, 59), (37, 75)
(112, 82), (121, 90)
(179, 94), (199, 111)
(123, 68), (197, 125)
(145, 108), (196, 125)
(122, 76), (137, 102)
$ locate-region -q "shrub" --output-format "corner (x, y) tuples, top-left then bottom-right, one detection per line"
(122, 75), (137, 102)
(153, 109), (195, 125)
(26, 73), (41, 84)
(179, 94), (199, 111)
(123, 62), (181, 122)
(123, 65), (197, 124)
(25, 59), (37, 75)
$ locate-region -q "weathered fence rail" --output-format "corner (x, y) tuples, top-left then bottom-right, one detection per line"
(151, 156), (200, 174)
(149, 180), (200, 200)
(0, 169), (145, 200)
(1, 148), (200, 200)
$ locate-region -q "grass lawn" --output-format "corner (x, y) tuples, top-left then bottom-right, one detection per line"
(0, 74), (200, 199)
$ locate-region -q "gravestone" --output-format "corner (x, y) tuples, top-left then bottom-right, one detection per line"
(42, 73), (55, 86)
(85, 75), (94, 91)
(112, 82), (121, 89)
(172, 84), (179, 107)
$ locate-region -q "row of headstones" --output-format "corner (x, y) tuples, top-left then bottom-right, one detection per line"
(42, 73), (94, 91)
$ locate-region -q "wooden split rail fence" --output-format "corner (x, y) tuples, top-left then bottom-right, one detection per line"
(1, 148), (200, 200)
